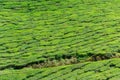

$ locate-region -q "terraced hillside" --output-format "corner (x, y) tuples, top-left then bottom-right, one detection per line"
(0, 0), (120, 80)
(0, 58), (120, 80)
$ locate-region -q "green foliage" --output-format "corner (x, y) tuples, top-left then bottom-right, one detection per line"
(0, 0), (120, 79)
(0, 59), (120, 80)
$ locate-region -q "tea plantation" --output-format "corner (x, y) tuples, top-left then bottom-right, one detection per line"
(0, 0), (120, 80)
